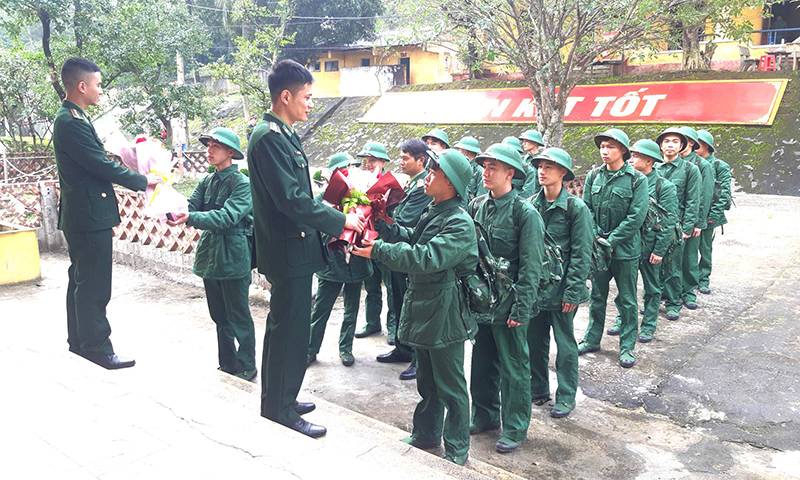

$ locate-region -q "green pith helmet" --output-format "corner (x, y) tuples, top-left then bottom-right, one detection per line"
(475, 143), (526, 180)
(422, 128), (450, 148)
(328, 152), (360, 171)
(453, 136), (481, 155)
(357, 141), (391, 162)
(519, 129), (544, 146)
(697, 130), (715, 153)
(594, 128), (631, 161)
(630, 139), (663, 164)
(435, 149), (473, 199)
(679, 126), (700, 151)
(656, 127), (688, 153)
(530, 147), (575, 181)
(199, 127), (244, 160)
(501, 136), (525, 155)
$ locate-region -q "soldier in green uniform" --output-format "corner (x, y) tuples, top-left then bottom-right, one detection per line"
(353, 142), (397, 344)
(454, 136), (488, 202)
(422, 128), (450, 153)
(308, 153), (373, 367)
(578, 129), (648, 368)
(352, 149), (479, 466)
(53, 58), (163, 369)
(468, 143), (544, 453)
(656, 128), (702, 321)
(696, 130), (730, 294)
(502, 136), (538, 198)
(606, 140), (679, 343)
(377, 139), (433, 381)
(248, 60), (365, 438)
(519, 129), (545, 197)
(679, 126), (714, 310)
(528, 148), (593, 418)
(168, 127), (256, 381)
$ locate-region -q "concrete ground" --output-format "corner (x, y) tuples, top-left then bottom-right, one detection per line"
(2, 192), (800, 479)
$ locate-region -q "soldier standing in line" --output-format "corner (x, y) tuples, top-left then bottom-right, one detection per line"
(168, 127), (256, 381)
(468, 143), (545, 453)
(422, 128), (450, 153)
(352, 150), (479, 466)
(248, 60), (365, 438)
(519, 129), (545, 197)
(528, 148), (593, 418)
(376, 139), (433, 381)
(655, 128), (701, 321)
(606, 140), (679, 344)
(678, 126), (714, 310)
(307, 153), (372, 368)
(578, 129), (648, 369)
(696, 130), (730, 295)
(502, 136), (538, 199)
(353, 142), (397, 344)
(454, 136), (488, 202)
(53, 57), (163, 369)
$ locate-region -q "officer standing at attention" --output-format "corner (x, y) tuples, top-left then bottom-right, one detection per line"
(528, 148), (593, 418)
(696, 130), (731, 294)
(502, 136), (538, 199)
(308, 153), (372, 368)
(376, 139), (433, 381)
(578, 129), (648, 368)
(353, 142), (397, 344)
(53, 57), (163, 369)
(454, 136), (488, 202)
(519, 129), (545, 197)
(352, 150), (479, 466)
(678, 126), (714, 310)
(248, 59), (365, 438)
(656, 128), (701, 321)
(422, 128), (450, 153)
(606, 140), (678, 344)
(468, 143), (545, 453)
(168, 127), (256, 381)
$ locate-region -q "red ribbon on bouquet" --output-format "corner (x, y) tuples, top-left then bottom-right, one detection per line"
(323, 169), (406, 251)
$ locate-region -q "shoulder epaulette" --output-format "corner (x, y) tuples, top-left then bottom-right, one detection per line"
(70, 109), (85, 120)
(416, 178), (426, 188)
(269, 122), (282, 134)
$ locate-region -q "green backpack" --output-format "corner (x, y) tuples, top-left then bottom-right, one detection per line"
(645, 177), (683, 258)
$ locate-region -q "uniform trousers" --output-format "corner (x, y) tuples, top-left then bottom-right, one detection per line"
(308, 278), (361, 355)
(203, 277), (256, 374)
(613, 255), (663, 337)
(661, 242), (685, 314)
(682, 235), (701, 303)
(585, 258), (639, 353)
(363, 261), (396, 332)
(698, 227), (715, 289)
(528, 309), (579, 407)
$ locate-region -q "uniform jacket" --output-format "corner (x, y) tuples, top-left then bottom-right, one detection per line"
(390, 170), (432, 227)
(466, 161), (488, 202)
(656, 156), (701, 236)
(373, 197), (479, 350)
(583, 162), (649, 261)
(247, 111), (345, 279)
(685, 152), (714, 228)
(532, 187), (593, 311)
(469, 189), (545, 325)
(512, 162), (541, 199)
(187, 164), (253, 280)
(706, 154), (731, 227)
(53, 100), (147, 232)
(642, 171), (679, 258)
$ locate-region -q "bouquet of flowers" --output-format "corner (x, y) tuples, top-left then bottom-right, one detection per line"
(118, 137), (189, 221)
(322, 167), (406, 252)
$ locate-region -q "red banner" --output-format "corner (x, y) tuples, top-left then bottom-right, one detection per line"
(359, 80), (788, 126)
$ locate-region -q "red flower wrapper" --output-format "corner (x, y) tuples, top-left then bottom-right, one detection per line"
(323, 170), (406, 251)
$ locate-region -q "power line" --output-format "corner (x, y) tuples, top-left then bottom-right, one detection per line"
(187, 2), (406, 21)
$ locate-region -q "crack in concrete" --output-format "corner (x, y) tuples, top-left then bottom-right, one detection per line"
(356, 444), (379, 459)
(721, 438), (786, 453)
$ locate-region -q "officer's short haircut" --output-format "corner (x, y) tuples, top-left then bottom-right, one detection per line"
(268, 59), (314, 102)
(401, 139), (427, 161)
(61, 58), (101, 90)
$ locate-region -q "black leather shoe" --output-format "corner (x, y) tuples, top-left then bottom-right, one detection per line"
(531, 393), (551, 406)
(684, 301), (698, 310)
(294, 401), (316, 415)
(399, 365), (416, 380)
(82, 352), (135, 370)
(376, 349), (412, 363)
(469, 422), (500, 435)
(496, 439), (521, 453)
(290, 418), (326, 438)
(698, 287), (711, 295)
(354, 326), (381, 338)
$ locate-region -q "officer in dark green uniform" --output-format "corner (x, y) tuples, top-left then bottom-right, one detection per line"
(679, 126), (714, 310)
(248, 60), (365, 438)
(354, 142), (397, 344)
(607, 140), (679, 343)
(377, 139), (433, 381)
(696, 130), (730, 294)
(502, 136), (538, 198)
(422, 128), (450, 153)
(519, 129), (545, 197)
(454, 136), (488, 202)
(529, 148), (593, 418)
(468, 143), (544, 453)
(352, 149), (479, 466)
(308, 153), (373, 367)
(578, 129), (648, 368)
(168, 127), (256, 381)
(53, 58), (162, 369)
(656, 128), (701, 321)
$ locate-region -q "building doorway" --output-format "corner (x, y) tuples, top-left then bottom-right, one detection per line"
(399, 57), (410, 85)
